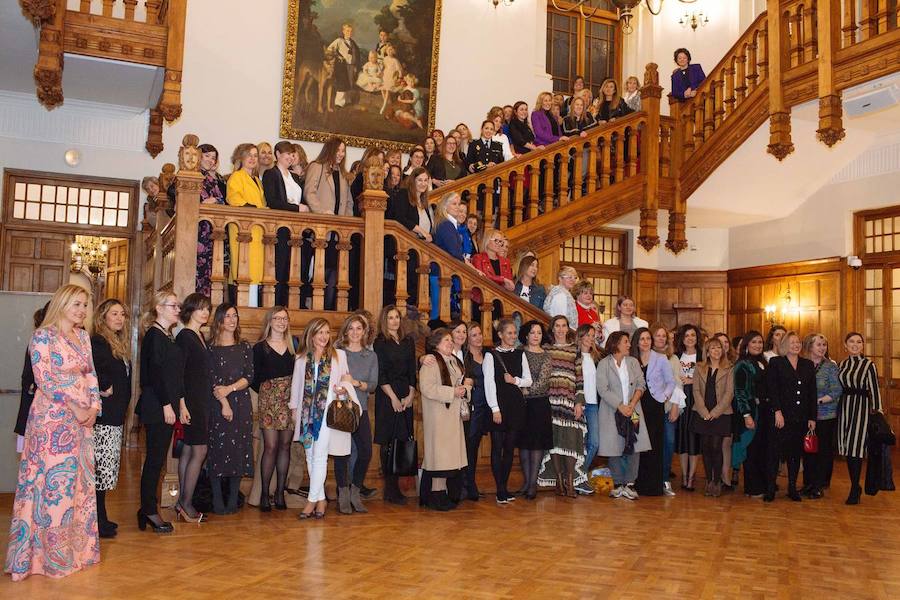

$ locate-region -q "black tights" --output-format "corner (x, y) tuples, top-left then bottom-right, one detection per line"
(490, 430), (517, 497)
(259, 429), (292, 506)
(519, 449), (543, 494)
(96, 489), (110, 527)
(847, 457), (863, 490)
(701, 435), (724, 484)
(177, 444), (207, 515)
(211, 475), (241, 514)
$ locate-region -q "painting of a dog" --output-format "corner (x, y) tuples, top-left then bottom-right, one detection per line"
(296, 48), (336, 113)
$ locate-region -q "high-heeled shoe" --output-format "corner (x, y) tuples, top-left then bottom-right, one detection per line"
(174, 504), (206, 523)
(137, 510), (174, 533)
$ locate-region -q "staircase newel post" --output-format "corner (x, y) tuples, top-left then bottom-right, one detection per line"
(816, 0), (846, 148)
(638, 63), (662, 252)
(173, 134), (202, 300)
(766, 0), (795, 160)
(359, 158), (388, 315)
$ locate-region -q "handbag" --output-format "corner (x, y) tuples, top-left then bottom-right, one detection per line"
(326, 386), (361, 433)
(803, 428), (819, 454)
(386, 437), (418, 477)
(868, 411), (897, 446)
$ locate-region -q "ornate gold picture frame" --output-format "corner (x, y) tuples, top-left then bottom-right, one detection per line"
(279, 0), (442, 151)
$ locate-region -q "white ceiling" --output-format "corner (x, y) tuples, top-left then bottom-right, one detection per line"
(0, 2), (163, 111)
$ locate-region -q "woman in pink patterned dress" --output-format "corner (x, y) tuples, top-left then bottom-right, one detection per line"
(5, 284), (101, 581)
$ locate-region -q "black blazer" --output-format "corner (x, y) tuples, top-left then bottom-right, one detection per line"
(137, 327), (185, 425)
(91, 335), (132, 427)
(508, 119), (536, 154)
(386, 189), (420, 233)
(465, 139), (504, 172)
(765, 355), (817, 424)
(262, 167), (305, 212)
(14, 351), (35, 436)
(597, 100), (634, 122)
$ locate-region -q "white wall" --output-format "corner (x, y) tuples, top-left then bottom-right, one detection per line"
(613, 210), (730, 271)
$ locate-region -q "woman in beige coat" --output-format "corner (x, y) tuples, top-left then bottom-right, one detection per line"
(691, 337), (734, 497)
(419, 328), (468, 511)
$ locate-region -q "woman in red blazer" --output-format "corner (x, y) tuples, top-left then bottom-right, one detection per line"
(471, 228), (514, 308)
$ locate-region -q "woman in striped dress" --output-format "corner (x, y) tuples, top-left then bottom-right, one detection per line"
(537, 315), (587, 497)
(837, 332), (883, 506)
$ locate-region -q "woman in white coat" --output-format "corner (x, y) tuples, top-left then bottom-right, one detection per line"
(596, 330), (650, 500)
(601, 295), (648, 345)
(290, 318), (360, 519)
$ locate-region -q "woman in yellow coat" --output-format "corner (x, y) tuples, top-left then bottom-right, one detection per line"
(419, 328), (468, 511)
(226, 143), (266, 297)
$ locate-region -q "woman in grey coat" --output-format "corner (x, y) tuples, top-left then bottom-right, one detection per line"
(596, 331), (650, 500)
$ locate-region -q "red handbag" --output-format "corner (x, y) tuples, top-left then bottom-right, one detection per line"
(803, 428), (819, 453)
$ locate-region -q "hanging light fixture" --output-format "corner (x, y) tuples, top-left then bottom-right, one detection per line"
(491, 0), (514, 7)
(70, 235), (110, 280)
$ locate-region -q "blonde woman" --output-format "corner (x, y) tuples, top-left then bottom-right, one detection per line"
(5, 285), (101, 580)
(251, 306), (297, 512)
(136, 288), (182, 533)
(623, 75), (642, 112)
(290, 318), (359, 519)
(431, 192), (465, 319)
(691, 338), (734, 497)
(543, 266), (579, 327)
(90, 298), (131, 539)
(532, 91), (568, 146)
(257, 141), (275, 177)
(455, 122), (472, 155)
(226, 143), (267, 305)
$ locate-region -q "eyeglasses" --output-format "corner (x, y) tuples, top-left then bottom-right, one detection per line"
(271, 316), (289, 322)
(492, 238), (508, 246)
(162, 303), (181, 309)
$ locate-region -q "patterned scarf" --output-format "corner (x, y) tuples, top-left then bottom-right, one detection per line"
(299, 352), (331, 449)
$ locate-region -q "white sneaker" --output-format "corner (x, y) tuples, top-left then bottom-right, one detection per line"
(609, 485), (624, 498)
(664, 481), (676, 497)
(622, 484), (639, 500)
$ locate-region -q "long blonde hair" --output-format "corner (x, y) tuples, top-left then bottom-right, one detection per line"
(258, 305), (295, 355)
(92, 298), (130, 360)
(434, 192), (460, 226)
(40, 284), (91, 331)
(231, 143), (259, 176)
(140, 288), (175, 335)
(301, 317), (338, 361)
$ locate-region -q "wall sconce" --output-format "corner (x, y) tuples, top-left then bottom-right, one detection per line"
(679, 9), (708, 30)
(763, 284), (801, 328)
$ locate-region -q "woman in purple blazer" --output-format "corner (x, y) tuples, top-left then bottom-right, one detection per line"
(531, 92), (569, 146)
(671, 47), (706, 101)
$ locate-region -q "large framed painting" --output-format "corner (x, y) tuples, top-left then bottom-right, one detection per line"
(280, 0), (442, 150)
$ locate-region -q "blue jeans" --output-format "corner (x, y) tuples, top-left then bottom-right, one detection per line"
(663, 417), (676, 481)
(609, 454), (640, 485)
(584, 403), (600, 471)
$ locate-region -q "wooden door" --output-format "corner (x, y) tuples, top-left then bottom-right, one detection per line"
(862, 264), (900, 417)
(104, 239), (128, 302)
(2, 229), (70, 292)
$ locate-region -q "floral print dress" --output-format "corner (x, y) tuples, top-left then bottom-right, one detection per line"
(196, 169), (229, 296)
(5, 327), (101, 581)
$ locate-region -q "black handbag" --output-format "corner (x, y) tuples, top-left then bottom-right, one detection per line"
(386, 437), (418, 477)
(868, 412), (896, 446)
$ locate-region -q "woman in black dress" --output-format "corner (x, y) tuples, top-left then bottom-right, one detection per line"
(765, 331), (816, 502)
(691, 338), (734, 497)
(732, 331), (769, 498)
(674, 324), (703, 490)
(518, 320), (553, 500)
(251, 306), (297, 512)
(174, 293), (212, 522)
(484, 319), (532, 504)
(373, 305), (417, 505)
(463, 322), (488, 500)
(90, 299), (132, 538)
(137, 290), (184, 533)
(207, 303), (255, 514)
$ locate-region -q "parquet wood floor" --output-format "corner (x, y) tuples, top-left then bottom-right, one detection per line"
(2, 449), (899, 599)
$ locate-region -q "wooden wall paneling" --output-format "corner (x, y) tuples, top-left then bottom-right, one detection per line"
(2, 229), (70, 293)
(104, 239), (129, 302)
(631, 268), (659, 325)
(656, 271), (728, 334)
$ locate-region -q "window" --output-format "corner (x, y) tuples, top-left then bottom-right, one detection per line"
(546, 1), (621, 94)
(560, 228), (627, 320)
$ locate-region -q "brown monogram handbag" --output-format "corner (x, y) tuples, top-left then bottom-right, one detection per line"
(327, 386), (361, 433)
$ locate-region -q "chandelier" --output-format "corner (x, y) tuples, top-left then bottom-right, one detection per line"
(70, 235), (109, 279)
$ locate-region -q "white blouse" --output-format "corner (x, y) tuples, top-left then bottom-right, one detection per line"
(281, 169), (303, 206)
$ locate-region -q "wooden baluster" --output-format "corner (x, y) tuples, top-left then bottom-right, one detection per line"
(287, 234), (302, 310)
(310, 237), (327, 311)
(236, 229), (252, 308)
(600, 136), (611, 188)
(803, 3), (817, 63)
(261, 231), (277, 308)
(558, 152), (570, 206)
(512, 172), (525, 224)
(123, 0), (138, 20)
(757, 24), (769, 82)
(693, 101), (704, 148)
(80, 0), (92, 12)
(482, 185), (494, 230)
(210, 227), (226, 305)
(480, 302), (493, 341)
(793, 8), (805, 66)
(703, 92), (715, 139)
(859, 0), (873, 39)
(572, 146), (583, 201)
(336, 239), (352, 312)
(528, 164), (539, 218)
(682, 109), (695, 158)
(438, 277), (452, 322)
(614, 133), (625, 183)
(587, 141), (598, 194)
(735, 48), (748, 103)
(659, 124), (671, 178)
(416, 265), (431, 321)
(541, 159), (552, 209)
(842, 0), (857, 46)
(714, 76), (725, 128)
(394, 249), (410, 313)
(747, 36), (759, 92)
(498, 179), (510, 230)
(725, 57), (736, 116)
(627, 127), (639, 178)
(876, 0), (889, 33)
(146, 0), (162, 23)
(460, 289), (472, 322)
(102, 0), (115, 17)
